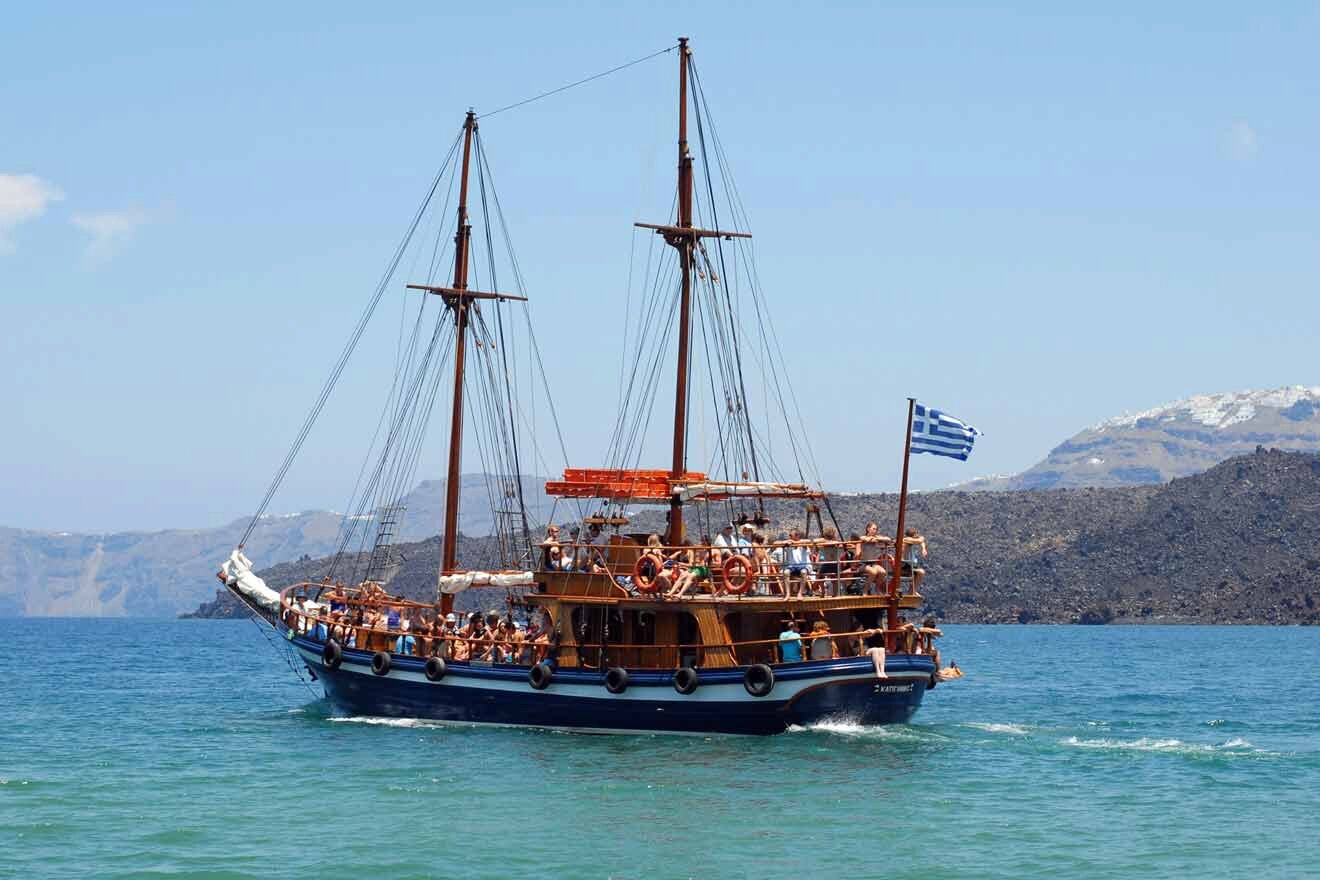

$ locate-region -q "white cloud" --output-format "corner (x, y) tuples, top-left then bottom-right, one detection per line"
(72, 208), (150, 259)
(1226, 121), (1259, 160)
(0, 173), (63, 253)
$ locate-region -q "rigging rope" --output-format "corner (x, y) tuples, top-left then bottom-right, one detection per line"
(479, 45), (677, 119)
(238, 131), (463, 549)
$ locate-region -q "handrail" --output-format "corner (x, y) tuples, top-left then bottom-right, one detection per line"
(284, 592), (941, 661)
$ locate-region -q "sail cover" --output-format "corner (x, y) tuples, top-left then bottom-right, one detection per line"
(219, 549), (281, 612)
(437, 570), (536, 595)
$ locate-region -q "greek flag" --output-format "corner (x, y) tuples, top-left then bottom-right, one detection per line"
(911, 403), (979, 461)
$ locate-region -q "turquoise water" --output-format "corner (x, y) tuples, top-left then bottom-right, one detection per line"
(1, 621), (1317, 879)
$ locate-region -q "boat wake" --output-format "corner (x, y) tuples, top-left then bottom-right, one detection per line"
(963, 722), (1032, 735)
(328, 716), (448, 730)
(1060, 735), (1274, 756)
(789, 718), (947, 742)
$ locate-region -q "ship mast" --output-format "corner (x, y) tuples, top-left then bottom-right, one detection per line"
(669, 36), (695, 545)
(637, 38), (750, 545)
(406, 111), (526, 612)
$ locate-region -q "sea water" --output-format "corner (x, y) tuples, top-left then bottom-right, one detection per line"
(1, 620), (1317, 879)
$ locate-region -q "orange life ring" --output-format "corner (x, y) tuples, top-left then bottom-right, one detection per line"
(633, 553), (664, 594)
(722, 554), (754, 595)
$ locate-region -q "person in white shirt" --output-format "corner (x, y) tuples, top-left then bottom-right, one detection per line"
(781, 527), (815, 597)
(713, 523), (734, 549)
(736, 523), (755, 551)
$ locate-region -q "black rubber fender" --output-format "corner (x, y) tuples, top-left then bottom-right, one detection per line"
(743, 663), (775, 697)
(604, 666), (629, 694)
(322, 640), (343, 670)
(673, 666), (700, 695)
(371, 651), (391, 676)
(529, 661), (553, 690)
(425, 656), (447, 682)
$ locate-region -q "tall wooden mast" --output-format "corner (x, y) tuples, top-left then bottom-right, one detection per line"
(634, 38), (750, 545)
(669, 36), (694, 545)
(442, 111), (477, 579)
(406, 111), (526, 612)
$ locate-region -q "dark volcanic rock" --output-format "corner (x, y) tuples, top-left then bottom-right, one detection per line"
(188, 450), (1320, 626)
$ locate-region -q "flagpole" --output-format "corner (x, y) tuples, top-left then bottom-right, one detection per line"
(889, 397), (916, 647)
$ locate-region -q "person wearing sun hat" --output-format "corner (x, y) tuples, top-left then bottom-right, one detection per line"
(736, 522), (755, 552)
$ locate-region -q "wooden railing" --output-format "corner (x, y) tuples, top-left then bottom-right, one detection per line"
(280, 584), (941, 670)
(540, 537), (917, 600)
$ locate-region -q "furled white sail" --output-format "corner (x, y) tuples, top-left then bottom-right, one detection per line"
(219, 549), (281, 612)
(672, 481), (822, 503)
(437, 570), (535, 595)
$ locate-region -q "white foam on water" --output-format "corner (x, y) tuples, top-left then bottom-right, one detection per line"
(1060, 735), (1271, 756)
(328, 716), (447, 730)
(789, 719), (945, 742)
(964, 722), (1031, 735)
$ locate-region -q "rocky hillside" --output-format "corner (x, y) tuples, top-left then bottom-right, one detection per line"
(0, 473), (548, 617)
(960, 386), (1320, 490)
(191, 449), (1320, 625)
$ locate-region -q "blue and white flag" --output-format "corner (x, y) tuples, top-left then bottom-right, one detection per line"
(911, 403), (979, 461)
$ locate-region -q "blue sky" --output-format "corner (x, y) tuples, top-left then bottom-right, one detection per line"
(2, 2), (1317, 532)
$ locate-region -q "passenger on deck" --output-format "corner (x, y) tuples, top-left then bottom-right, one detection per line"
(540, 524), (562, 569)
(736, 523), (755, 552)
(901, 527), (928, 595)
(567, 526), (585, 569)
(411, 612), (432, 657)
(325, 585), (347, 614)
(781, 527), (815, 598)
(510, 621), (530, 663)
(394, 619), (416, 655)
(546, 544), (568, 571)
(713, 523), (735, 549)
(586, 522), (608, 565)
(859, 522), (893, 595)
(860, 627), (889, 679)
(750, 532), (782, 597)
(777, 620), (803, 663)
(310, 606), (329, 641)
(469, 614), (492, 661)
(838, 535), (863, 594)
(895, 615), (919, 653)
(386, 605), (402, 631)
(816, 526), (842, 596)
(665, 540), (706, 599)
(809, 620), (837, 660)
(920, 616), (943, 668)
(451, 628), (471, 662)
(434, 612), (457, 658)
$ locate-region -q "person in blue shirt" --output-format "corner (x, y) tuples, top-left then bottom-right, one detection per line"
(394, 627), (417, 656)
(778, 620), (803, 663)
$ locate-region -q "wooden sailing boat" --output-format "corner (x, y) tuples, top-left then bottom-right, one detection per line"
(220, 38), (951, 735)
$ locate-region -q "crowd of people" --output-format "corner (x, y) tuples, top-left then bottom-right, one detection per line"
(538, 519), (929, 599)
(775, 615), (946, 678)
(284, 587), (552, 665)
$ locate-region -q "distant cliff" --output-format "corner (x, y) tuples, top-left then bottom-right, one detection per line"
(959, 386), (1320, 490)
(190, 449), (1320, 625)
(1, 474), (548, 617)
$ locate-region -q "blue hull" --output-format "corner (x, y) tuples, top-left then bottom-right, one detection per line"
(291, 633), (934, 735)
